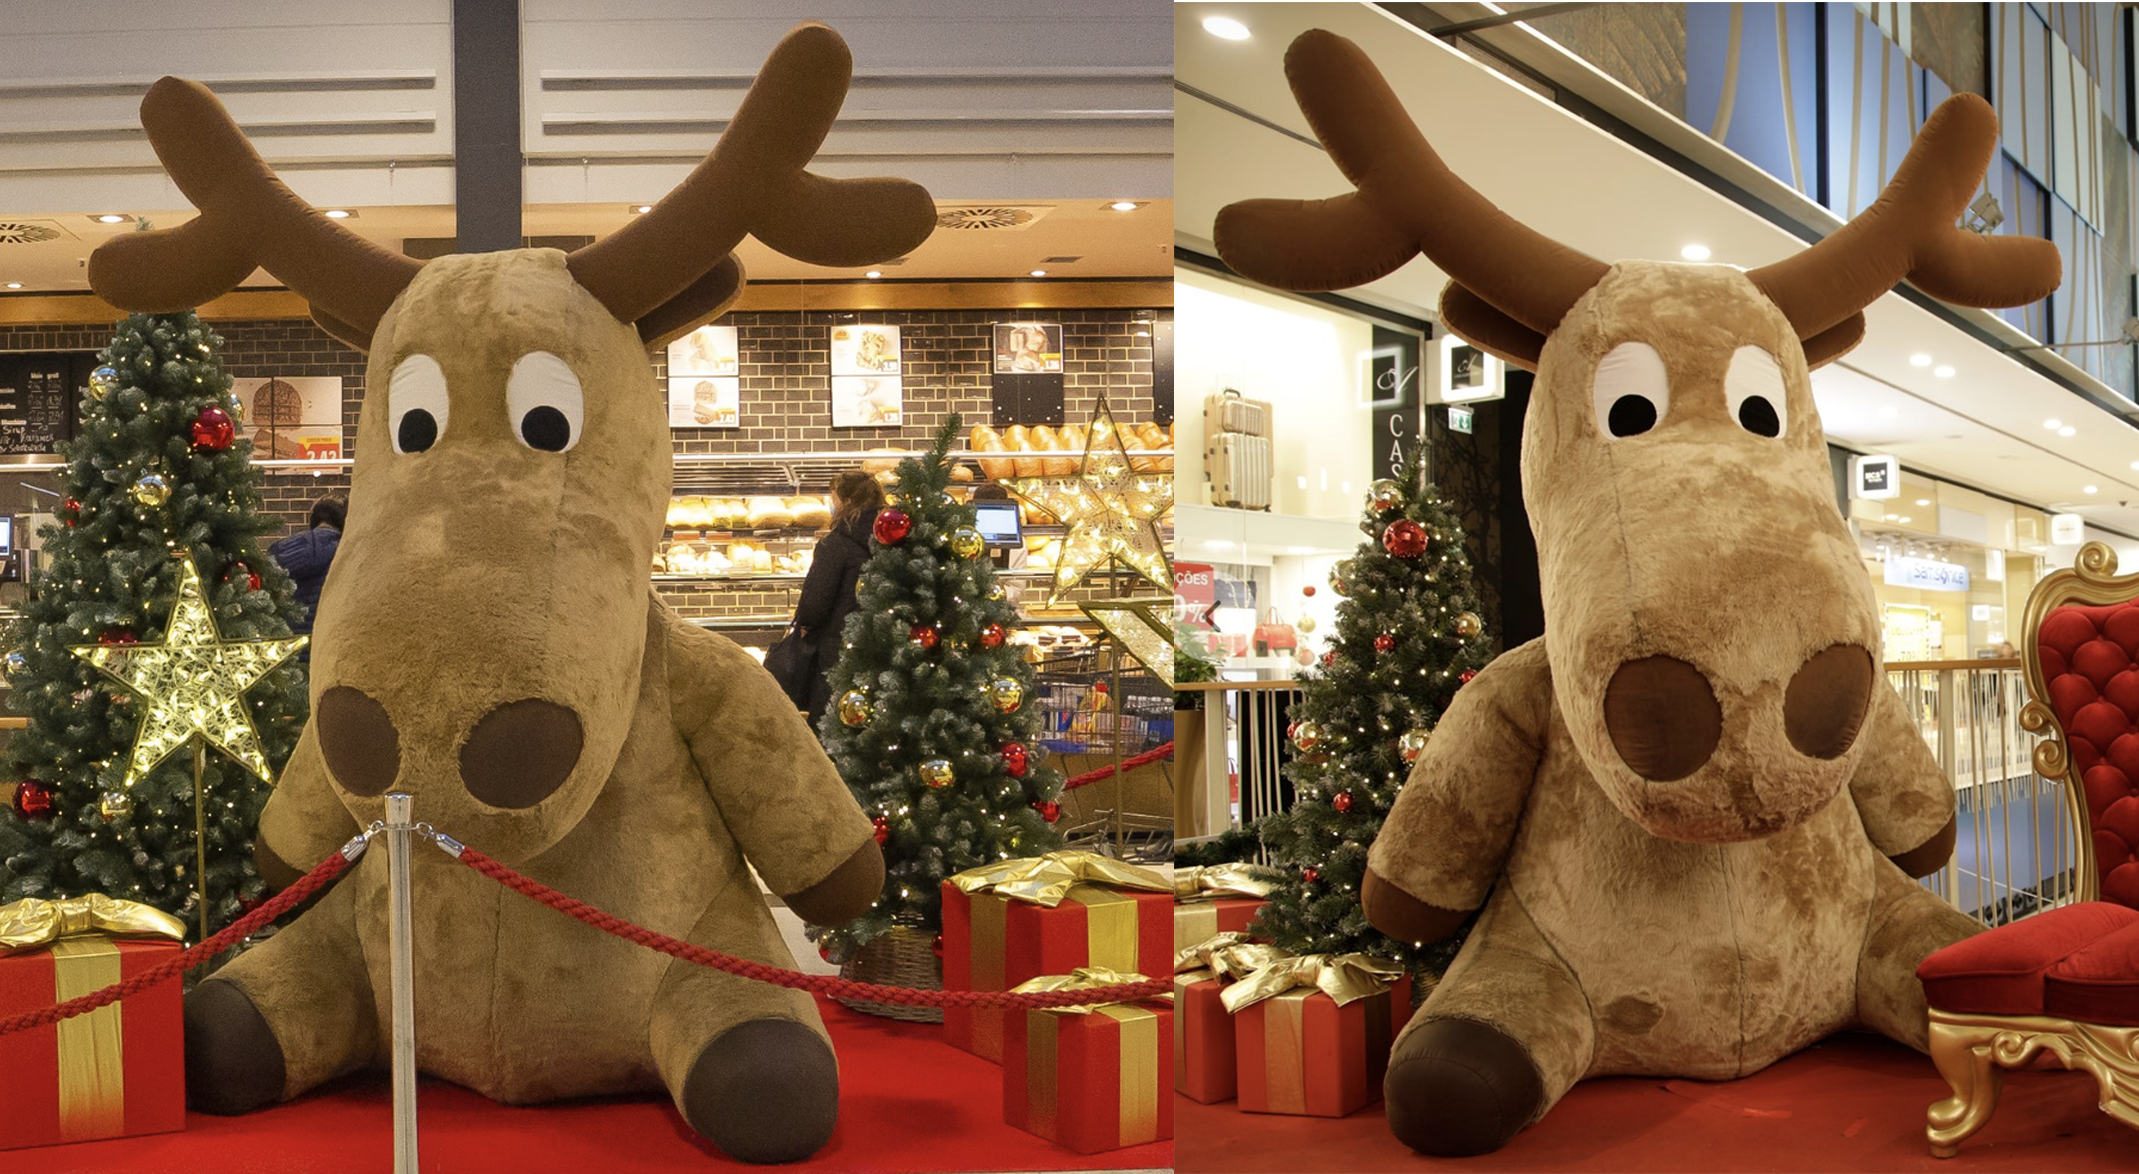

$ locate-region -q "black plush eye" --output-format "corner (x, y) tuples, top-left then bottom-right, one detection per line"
(1737, 396), (1781, 437)
(1592, 342), (1669, 439)
(388, 354), (449, 454)
(1725, 347), (1788, 439)
(506, 352), (583, 454)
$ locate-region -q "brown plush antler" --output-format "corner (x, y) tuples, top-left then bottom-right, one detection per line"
(1748, 94), (2060, 346)
(567, 21), (937, 336)
(87, 78), (424, 342)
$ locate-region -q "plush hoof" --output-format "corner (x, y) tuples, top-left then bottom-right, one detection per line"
(184, 979), (286, 1115)
(681, 1018), (839, 1163)
(1384, 1017), (1544, 1156)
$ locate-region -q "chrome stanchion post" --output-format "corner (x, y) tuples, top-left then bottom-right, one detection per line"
(384, 792), (419, 1173)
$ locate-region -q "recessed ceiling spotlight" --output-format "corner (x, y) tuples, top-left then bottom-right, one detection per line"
(2085, 485), (2100, 495)
(2045, 418), (2063, 430)
(3, 283), (18, 290)
(1909, 353), (1933, 367)
(92, 214), (129, 224)
(631, 205), (654, 214)
(1679, 243), (1711, 261)
(1203, 15), (1251, 40)
(2130, 460), (2139, 471)
(322, 209), (354, 219)
(1029, 269), (1048, 278)
(1934, 365), (1955, 378)
(1914, 498), (1931, 506)
(1109, 200), (1139, 213)
(865, 270), (882, 279)
(1898, 516), (1913, 524)
(2060, 426), (2077, 438)
(1884, 514), (1898, 521)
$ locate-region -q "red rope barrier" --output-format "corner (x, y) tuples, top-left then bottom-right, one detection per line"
(1059, 740), (1173, 791)
(450, 845), (1171, 1010)
(0, 841), (362, 1037)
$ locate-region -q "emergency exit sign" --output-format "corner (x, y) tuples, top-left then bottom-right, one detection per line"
(1447, 405), (1474, 434)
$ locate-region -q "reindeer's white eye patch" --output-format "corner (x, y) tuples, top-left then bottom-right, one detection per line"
(1724, 346), (1787, 438)
(388, 354), (449, 454)
(1592, 341), (1669, 439)
(507, 352), (584, 453)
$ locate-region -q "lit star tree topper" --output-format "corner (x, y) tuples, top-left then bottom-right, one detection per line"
(71, 555), (308, 787)
(1006, 396), (1173, 598)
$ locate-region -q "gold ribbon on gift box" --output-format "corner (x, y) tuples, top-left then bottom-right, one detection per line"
(948, 851), (1170, 908)
(1173, 932), (1290, 986)
(1219, 952), (1403, 1116)
(1012, 969), (1168, 1148)
(1219, 952), (1404, 1013)
(0, 895), (185, 1142)
(1173, 863), (1278, 902)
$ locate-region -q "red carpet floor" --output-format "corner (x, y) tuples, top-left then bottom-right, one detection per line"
(9, 996), (1170, 1174)
(1179, 1033), (2130, 1173)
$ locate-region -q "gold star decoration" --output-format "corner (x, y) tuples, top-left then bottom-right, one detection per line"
(71, 556), (307, 786)
(1078, 596), (1176, 688)
(1006, 396), (1173, 598)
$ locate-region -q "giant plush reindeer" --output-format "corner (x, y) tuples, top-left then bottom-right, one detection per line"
(84, 24), (932, 1164)
(1216, 31), (2062, 1158)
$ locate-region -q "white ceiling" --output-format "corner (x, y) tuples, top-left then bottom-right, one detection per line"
(1175, 2), (2139, 542)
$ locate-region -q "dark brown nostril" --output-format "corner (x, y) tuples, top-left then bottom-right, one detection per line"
(460, 699), (584, 809)
(1604, 656), (1722, 781)
(317, 686), (401, 796)
(1784, 644), (1874, 759)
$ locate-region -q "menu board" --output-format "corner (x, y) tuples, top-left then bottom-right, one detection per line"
(0, 352), (90, 454)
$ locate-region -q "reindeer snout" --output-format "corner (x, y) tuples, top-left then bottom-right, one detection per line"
(1603, 657), (1722, 781)
(318, 686), (403, 795)
(460, 699), (585, 809)
(1782, 644), (1874, 759)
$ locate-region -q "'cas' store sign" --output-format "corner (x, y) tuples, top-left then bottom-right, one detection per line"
(1884, 557), (1970, 592)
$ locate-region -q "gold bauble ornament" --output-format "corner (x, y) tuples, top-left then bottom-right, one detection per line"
(1367, 479), (1402, 513)
(1399, 728), (1431, 763)
(1454, 611), (1483, 639)
(919, 758), (955, 789)
(99, 790), (134, 820)
(990, 678), (1024, 713)
(131, 474), (170, 508)
(837, 689), (873, 727)
(949, 526), (985, 559)
(1296, 615), (1317, 635)
(90, 366), (120, 400)
(1292, 720), (1325, 752)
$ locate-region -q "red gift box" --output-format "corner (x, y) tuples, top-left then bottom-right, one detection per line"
(943, 881), (1170, 1062)
(1173, 972), (1236, 1104)
(1173, 897), (1264, 955)
(0, 937), (185, 1150)
(1235, 976), (1412, 1117)
(1004, 997), (1174, 1153)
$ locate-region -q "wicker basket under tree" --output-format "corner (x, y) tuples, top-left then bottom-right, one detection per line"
(837, 922), (943, 1023)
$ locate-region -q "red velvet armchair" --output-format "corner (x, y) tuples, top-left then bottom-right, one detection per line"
(1917, 542), (2139, 1156)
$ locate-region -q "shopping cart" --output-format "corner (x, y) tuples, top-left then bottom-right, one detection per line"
(1030, 648), (1172, 864)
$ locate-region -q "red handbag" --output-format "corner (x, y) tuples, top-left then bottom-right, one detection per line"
(1252, 607), (1298, 654)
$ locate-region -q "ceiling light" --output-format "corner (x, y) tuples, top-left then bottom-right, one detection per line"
(2130, 460), (2139, 471)
(1029, 269), (1048, 278)
(1884, 514), (1898, 521)
(322, 209), (353, 219)
(865, 270), (882, 279)
(1679, 243), (1711, 261)
(631, 205), (654, 214)
(1914, 498), (1931, 506)
(1934, 365), (1955, 378)
(2085, 485), (2100, 495)
(1109, 200), (1139, 212)
(92, 214), (129, 224)
(1898, 517), (1913, 524)
(1909, 353), (1932, 367)
(1203, 15), (1251, 40)
(2060, 426), (2077, 438)
(2045, 418), (2063, 430)
(3, 283), (18, 290)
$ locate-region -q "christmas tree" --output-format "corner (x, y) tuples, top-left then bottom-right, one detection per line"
(813, 417), (1066, 959)
(1253, 448), (1493, 978)
(0, 311), (310, 939)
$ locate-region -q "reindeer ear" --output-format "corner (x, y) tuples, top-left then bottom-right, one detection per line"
(1798, 313), (1865, 370)
(310, 305), (374, 353)
(635, 255), (746, 348)
(1440, 282), (1545, 372)
(1214, 192), (1420, 291)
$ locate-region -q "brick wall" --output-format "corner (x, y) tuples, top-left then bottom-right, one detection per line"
(0, 304), (1171, 631)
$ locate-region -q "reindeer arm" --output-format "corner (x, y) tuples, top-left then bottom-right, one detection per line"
(1847, 681), (1958, 877)
(1363, 639), (1549, 944)
(664, 612), (882, 925)
(254, 721), (360, 890)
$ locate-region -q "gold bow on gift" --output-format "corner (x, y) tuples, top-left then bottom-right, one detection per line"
(1173, 863), (1278, 902)
(948, 851), (1171, 908)
(1219, 952), (1404, 1013)
(1009, 966), (1172, 1014)
(1174, 932), (1292, 984)
(0, 894), (187, 955)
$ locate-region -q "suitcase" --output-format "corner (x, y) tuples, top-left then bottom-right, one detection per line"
(1203, 388), (1272, 439)
(1206, 432), (1272, 510)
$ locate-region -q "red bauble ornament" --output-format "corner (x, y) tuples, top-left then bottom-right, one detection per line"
(932, 933), (946, 958)
(1035, 800), (1061, 823)
(1460, 669), (1478, 685)
(1302, 585), (1316, 598)
(1301, 867), (1320, 884)
(222, 561), (263, 592)
(977, 622), (1007, 650)
(239, 894), (265, 915)
(873, 508), (913, 545)
(98, 627), (138, 646)
(909, 624), (939, 650)
(11, 780), (53, 821)
(871, 816), (890, 845)
(1333, 791), (1353, 814)
(819, 945), (835, 963)
(1320, 650), (1336, 668)
(62, 497), (80, 528)
(190, 405), (236, 451)
(1374, 632), (1396, 652)
(1382, 519), (1429, 558)
(1001, 742), (1030, 777)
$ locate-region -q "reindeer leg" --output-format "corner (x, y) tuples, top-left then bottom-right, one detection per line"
(1856, 860), (1982, 1052)
(649, 871), (838, 1164)
(1385, 889), (1595, 1156)
(186, 874), (378, 1112)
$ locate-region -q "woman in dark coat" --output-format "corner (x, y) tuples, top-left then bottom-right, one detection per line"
(793, 469), (883, 728)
